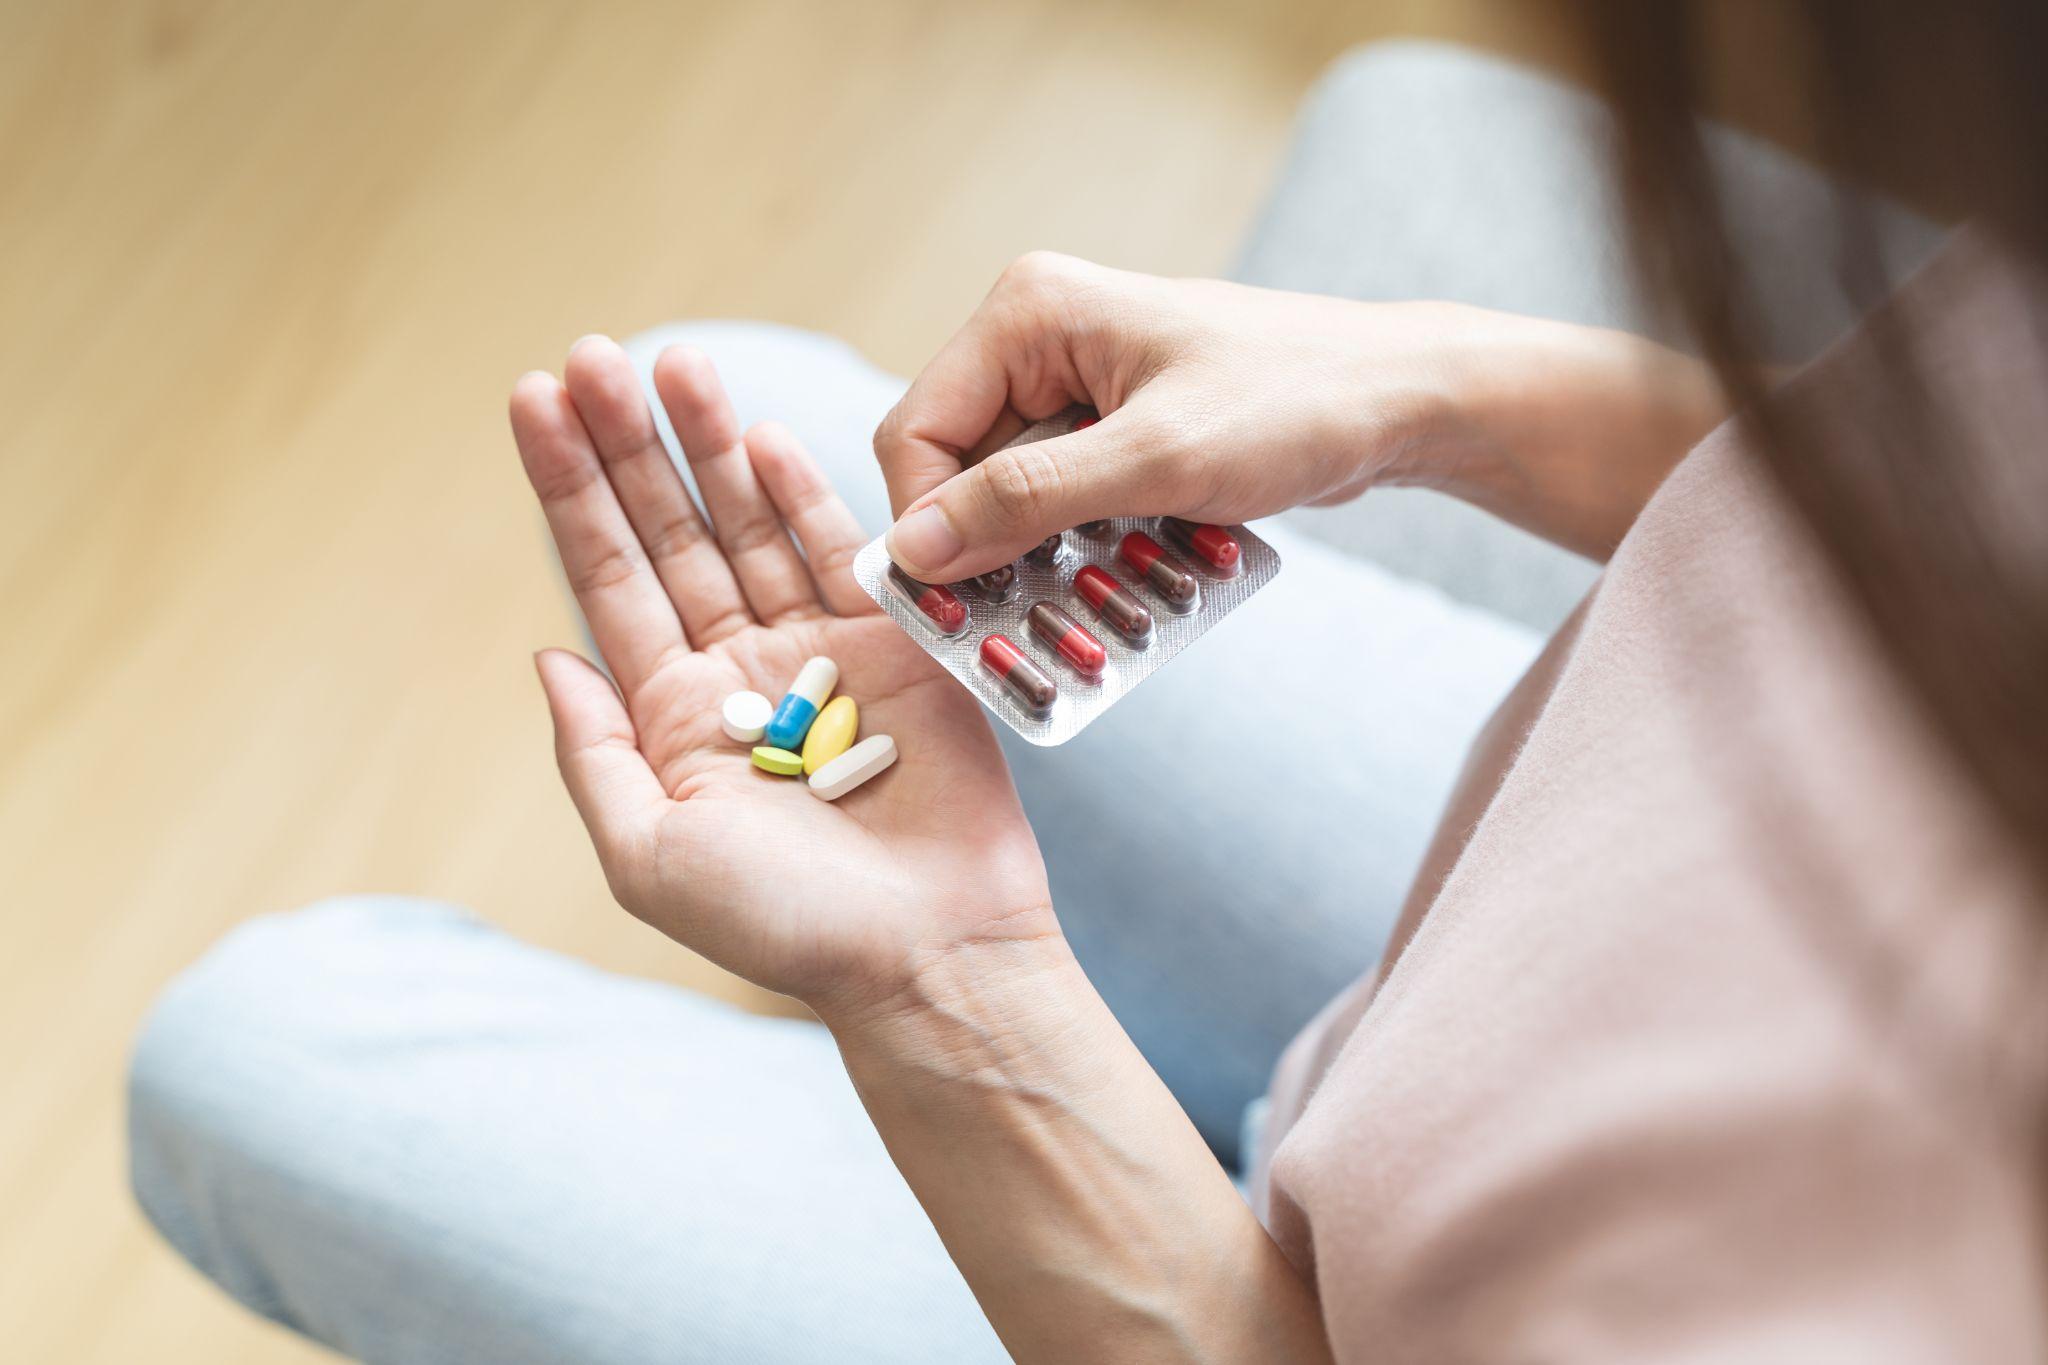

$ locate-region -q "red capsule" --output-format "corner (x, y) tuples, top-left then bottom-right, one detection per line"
(978, 633), (1057, 715)
(1073, 564), (1153, 643)
(886, 565), (967, 635)
(1027, 601), (1106, 678)
(1118, 531), (1199, 608)
(1163, 517), (1241, 572)
(1072, 414), (1098, 430)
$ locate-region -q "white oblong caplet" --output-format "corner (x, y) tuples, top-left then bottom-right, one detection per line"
(807, 734), (896, 801)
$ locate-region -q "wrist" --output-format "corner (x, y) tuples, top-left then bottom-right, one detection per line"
(822, 920), (1099, 1082)
(1329, 300), (1511, 495)
(1377, 304), (1727, 555)
(1358, 302), (1557, 491)
(821, 911), (1333, 1364)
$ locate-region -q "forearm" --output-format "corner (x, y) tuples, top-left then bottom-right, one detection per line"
(826, 929), (1332, 1364)
(1386, 304), (1729, 559)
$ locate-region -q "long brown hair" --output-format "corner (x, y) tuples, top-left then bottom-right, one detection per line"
(1574, 1), (2048, 895)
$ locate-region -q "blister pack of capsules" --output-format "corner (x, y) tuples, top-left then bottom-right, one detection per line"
(853, 407), (1281, 746)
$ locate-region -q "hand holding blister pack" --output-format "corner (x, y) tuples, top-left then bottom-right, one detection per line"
(855, 408), (1281, 745)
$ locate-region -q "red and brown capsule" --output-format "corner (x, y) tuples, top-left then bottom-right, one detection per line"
(1026, 601), (1107, 678)
(1118, 531), (1199, 609)
(1163, 517), (1241, 573)
(962, 563), (1019, 603)
(886, 565), (968, 635)
(1073, 564), (1153, 644)
(979, 633), (1057, 716)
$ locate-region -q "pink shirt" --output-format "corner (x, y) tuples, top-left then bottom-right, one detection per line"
(1258, 234), (2048, 1361)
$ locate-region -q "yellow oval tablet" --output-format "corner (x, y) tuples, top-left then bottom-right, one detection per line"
(750, 746), (804, 776)
(800, 695), (859, 775)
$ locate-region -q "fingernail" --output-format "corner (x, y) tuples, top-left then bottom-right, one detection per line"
(887, 503), (963, 576)
(570, 333), (613, 352)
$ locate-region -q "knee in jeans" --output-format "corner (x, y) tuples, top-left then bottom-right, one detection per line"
(127, 896), (477, 1198)
(133, 894), (475, 1064)
(136, 896), (470, 1049)
(128, 897), (484, 1296)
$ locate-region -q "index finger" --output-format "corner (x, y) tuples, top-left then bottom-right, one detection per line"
(510, 372), (690, 702)
(872, 321), (1012, 518)
(872, 253), (1095, 517)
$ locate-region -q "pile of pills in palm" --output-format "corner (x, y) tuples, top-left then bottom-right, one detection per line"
(852, 408), (1282, 747)
(721, 656), (897, 801)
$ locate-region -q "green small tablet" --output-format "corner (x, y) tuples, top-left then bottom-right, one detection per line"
(750, 746), (805, 776)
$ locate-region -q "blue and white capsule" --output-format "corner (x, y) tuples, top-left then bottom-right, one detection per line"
(764, 656), (839, 751)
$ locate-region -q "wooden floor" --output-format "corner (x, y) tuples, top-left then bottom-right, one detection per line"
(0, 1), (1565, 1358)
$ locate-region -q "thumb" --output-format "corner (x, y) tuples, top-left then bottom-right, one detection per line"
(533, 649), (668, 881)
(883, 420), (1148, 580)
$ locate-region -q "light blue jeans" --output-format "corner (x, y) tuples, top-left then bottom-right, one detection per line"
(126, 319), (1540, 1363)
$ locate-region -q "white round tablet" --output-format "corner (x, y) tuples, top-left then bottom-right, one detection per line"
(807, 734), (897, 801)
(720, 690), (773, 743)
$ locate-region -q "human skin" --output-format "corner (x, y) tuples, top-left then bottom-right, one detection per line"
(874, 251), (1725, 580)
(513, 258), (1724, 1357)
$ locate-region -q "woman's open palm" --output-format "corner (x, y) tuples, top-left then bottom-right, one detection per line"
(512, 337), (1052, 1017)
